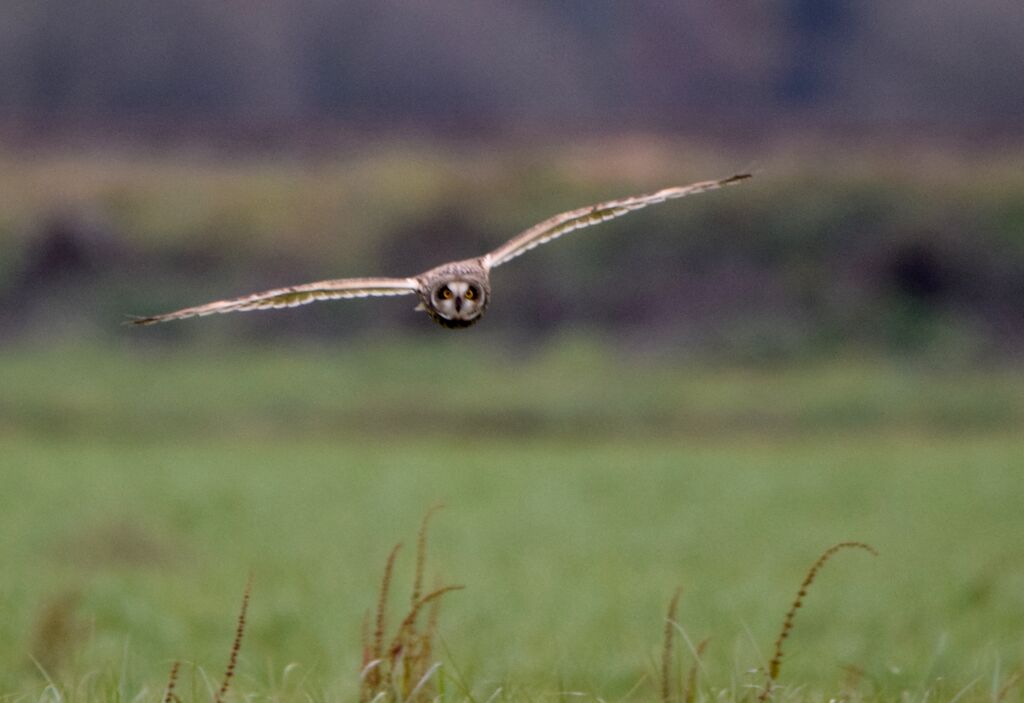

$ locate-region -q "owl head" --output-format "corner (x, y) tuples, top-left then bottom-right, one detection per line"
(422, 277), (488, 328)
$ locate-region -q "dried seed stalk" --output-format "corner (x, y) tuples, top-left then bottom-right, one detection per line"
(759, 542), (877, 702)
(215, 574), (252, 703)
(661, 587), (683, 703)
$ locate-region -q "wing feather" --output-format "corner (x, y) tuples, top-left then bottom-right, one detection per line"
(483, 174), (751, 269)
(131, 276), (419, 325)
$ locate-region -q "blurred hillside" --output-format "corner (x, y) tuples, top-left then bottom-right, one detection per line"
(1, 140), (1022, 359)
(1, 1), (1024, 137)
(1, 2), (1023, 359)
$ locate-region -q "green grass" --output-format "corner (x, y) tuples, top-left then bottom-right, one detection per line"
(1, 341), (1023, 701)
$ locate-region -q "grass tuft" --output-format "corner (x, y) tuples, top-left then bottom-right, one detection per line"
(412, 503), (444, 607)
(389, 585), (464, 661)
(214, 574), (252, 703)
(759, 541), (878, 702)
(660, 588), (709, 703)
(365, 543), (403, 695)
(683, 637), (709, 703)
(360, 509), (463, 703)
(161, 660), (180, 703)
(28, 590), (81, 677)
(661, 586), (683, 703)
(996, 671), (1021, 703)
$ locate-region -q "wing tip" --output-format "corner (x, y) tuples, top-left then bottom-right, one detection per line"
(723, 173), (753, 184)
(125, 314), (163, 326)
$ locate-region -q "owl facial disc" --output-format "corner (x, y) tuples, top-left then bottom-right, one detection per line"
(425, 278), (488, 328)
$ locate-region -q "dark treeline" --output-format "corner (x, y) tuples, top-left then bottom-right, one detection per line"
(2, 1), (1024, 136)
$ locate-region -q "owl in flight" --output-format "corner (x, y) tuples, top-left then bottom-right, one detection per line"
(133, 174), (750, 328)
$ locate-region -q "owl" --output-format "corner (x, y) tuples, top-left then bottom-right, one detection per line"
(132, 173), (750, 328)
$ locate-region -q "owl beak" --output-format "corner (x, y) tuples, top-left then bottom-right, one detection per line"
(454, 297), (463, 312)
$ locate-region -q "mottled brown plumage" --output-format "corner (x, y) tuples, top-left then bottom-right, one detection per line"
(132, 173), (750, 328)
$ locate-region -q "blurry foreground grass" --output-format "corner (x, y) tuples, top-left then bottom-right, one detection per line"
(1, 340), (1023, 700)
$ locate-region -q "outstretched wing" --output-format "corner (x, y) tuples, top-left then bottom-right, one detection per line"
(131, 276), (419, 325)
(483, 174), (751, 269)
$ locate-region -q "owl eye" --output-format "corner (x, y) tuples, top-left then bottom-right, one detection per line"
(465, 287), (476, 300)
(439, 287), (453, 300)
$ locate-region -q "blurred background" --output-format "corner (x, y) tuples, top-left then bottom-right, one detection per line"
(1, 0), (1024, 354)
(1, 1), (1023, 699)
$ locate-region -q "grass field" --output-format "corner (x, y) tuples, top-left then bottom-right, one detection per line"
(1, 340), (1023, 700)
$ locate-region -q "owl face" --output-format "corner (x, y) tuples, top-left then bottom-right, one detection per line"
(426, 278), (488, 328)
